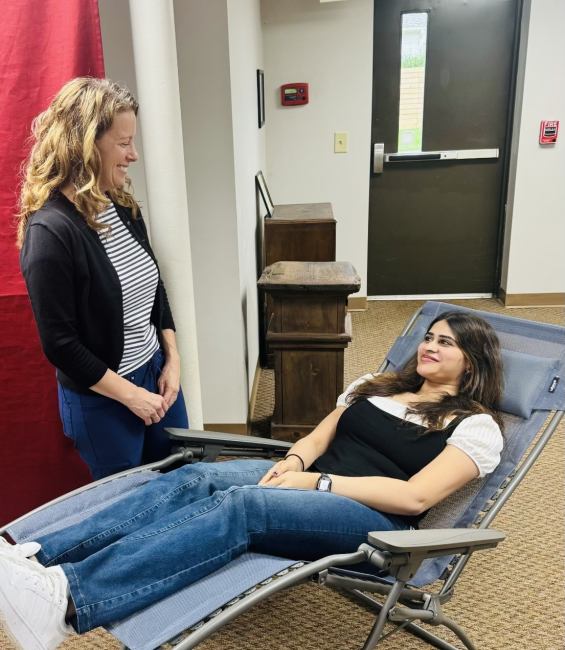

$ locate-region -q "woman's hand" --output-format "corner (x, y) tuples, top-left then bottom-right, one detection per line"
(261, 471), (320, 490)
(158, 355), (181, 406)
(124, 386), (169, 426)
(258, 456), (303, 485)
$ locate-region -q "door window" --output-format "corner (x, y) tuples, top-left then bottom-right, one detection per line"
(398, 12), (428, 153)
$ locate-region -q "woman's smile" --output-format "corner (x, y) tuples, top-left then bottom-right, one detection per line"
(420, 353), (439, 363)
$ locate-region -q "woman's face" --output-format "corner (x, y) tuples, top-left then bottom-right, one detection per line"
(416, 319), (469, 386)
(95, 110), (138, 193)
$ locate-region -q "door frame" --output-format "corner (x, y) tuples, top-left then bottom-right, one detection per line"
(493, 0), (525, 298)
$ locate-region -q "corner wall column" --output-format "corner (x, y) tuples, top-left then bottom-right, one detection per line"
(128, 0), (203, 428)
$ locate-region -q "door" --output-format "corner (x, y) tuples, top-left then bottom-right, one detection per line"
(367, 0), (519, 296)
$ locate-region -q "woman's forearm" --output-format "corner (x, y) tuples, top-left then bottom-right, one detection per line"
(161, 329), (180, 362)
(329, 475), (422, 516)
(328, 446), (479, 517)
(90, 368), (137, 404)
(286, 407), (345, 470)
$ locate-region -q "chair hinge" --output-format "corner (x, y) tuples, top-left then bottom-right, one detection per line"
(317, 569), (329, 586)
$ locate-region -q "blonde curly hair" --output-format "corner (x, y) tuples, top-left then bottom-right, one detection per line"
(16, 77), (139, 248)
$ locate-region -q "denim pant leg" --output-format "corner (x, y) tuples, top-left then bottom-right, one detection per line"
(36, 460), (276, 567)
(58, 383), (146, 480)
(61, 484), (406, 632)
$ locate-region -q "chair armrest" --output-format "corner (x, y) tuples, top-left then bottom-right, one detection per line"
(165, 428), (292, 458)
(367, 528), (505, 558)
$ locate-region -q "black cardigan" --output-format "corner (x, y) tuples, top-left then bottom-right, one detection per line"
(20, 193), (175, 394)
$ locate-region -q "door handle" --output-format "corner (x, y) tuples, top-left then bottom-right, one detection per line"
(373, 143), (384, 174)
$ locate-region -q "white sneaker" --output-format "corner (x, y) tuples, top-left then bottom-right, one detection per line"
(0, 537), (42, 560)
(0, 554), (73, 650)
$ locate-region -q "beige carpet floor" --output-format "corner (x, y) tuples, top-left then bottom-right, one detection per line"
(1, 299), (563, 650)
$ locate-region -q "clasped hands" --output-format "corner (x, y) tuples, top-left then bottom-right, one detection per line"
(125, 356), (181, 426)
(258, 456), (320, 489)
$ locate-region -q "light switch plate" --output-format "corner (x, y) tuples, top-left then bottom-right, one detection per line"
(334, 131), (348, 153)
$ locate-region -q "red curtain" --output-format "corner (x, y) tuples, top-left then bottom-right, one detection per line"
(0, 0), (105, 525)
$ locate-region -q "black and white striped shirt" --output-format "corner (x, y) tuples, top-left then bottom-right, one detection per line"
(96, 204), (160, 376)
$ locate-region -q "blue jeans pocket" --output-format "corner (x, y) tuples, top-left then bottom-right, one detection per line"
(58, 385), (75, 442)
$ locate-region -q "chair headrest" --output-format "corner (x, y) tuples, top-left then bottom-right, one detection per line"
(500, 349), (561, 419)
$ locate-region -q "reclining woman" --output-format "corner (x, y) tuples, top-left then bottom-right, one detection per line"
(0, 311), (504, 650)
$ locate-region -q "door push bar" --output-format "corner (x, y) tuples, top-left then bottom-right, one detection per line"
(373, 144), (498, 174)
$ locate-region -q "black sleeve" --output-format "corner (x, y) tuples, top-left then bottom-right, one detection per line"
(20, 223), (108, 387)
(136, 210), (176, 332)
(160, 279), (176, 331)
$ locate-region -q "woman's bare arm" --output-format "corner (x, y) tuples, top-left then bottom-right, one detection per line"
(158, 329), (181, 406)
(326, 445), (478, 515)
(264, 445), (479, 516)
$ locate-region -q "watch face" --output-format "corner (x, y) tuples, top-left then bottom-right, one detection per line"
(318, 477), (332, 491)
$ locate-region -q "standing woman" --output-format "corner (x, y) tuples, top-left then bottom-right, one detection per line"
(17, 77), (189, 479)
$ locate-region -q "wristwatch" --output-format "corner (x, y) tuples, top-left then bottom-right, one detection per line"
(316, 473), (332, 492)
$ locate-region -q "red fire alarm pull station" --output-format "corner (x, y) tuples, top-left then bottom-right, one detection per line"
(539, 120), (559, 144)
(281, 83), (309, 106)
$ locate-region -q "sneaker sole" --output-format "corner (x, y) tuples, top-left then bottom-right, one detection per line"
(0, 581), (46, 650)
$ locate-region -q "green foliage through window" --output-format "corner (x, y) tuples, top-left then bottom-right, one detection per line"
(401, 51), (426, 68)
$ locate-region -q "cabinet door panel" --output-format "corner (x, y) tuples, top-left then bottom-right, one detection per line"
(281, 351), (337, 424)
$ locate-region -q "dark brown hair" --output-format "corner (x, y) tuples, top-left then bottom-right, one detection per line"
(348, 311), (504, 432)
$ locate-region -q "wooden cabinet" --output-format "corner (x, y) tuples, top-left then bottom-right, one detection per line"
(262, 203), (336, 367)
(258, 261), (361, 441)
(264, 203), (336, 267)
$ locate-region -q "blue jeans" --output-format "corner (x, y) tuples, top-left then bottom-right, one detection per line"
(58, 349), (189, 480)
(35, 460), (408, 633)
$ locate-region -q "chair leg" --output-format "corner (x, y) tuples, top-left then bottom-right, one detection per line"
(350, 589), (476, 650)
(360, 579), (406, 649)
(438, 616), (477, 650)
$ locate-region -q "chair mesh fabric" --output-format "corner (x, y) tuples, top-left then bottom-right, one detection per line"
(107, 553), (296, 650)
(6, 302), (564, 645)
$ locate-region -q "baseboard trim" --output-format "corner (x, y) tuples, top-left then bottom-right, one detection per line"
(348, 296), (367, 311)
(500, 288), (565, 307)
(368, 293), (492, 301)
(204, 423), (248, 435)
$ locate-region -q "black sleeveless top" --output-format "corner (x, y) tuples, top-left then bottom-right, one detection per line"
(311, 399), (461, 527)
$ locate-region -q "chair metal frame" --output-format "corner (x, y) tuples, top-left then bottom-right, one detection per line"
(2, 305), (562, 650)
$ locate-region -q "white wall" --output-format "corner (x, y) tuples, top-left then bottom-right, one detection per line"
(261, 0), (374, 298)
(501, 0), (565, 295)
(227, 0), (267, 393)
(98, 0), (150, 233)
(174, 0), (249, 424)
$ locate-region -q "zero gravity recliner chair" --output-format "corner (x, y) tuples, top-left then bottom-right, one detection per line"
(3, 302), (563, 650)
